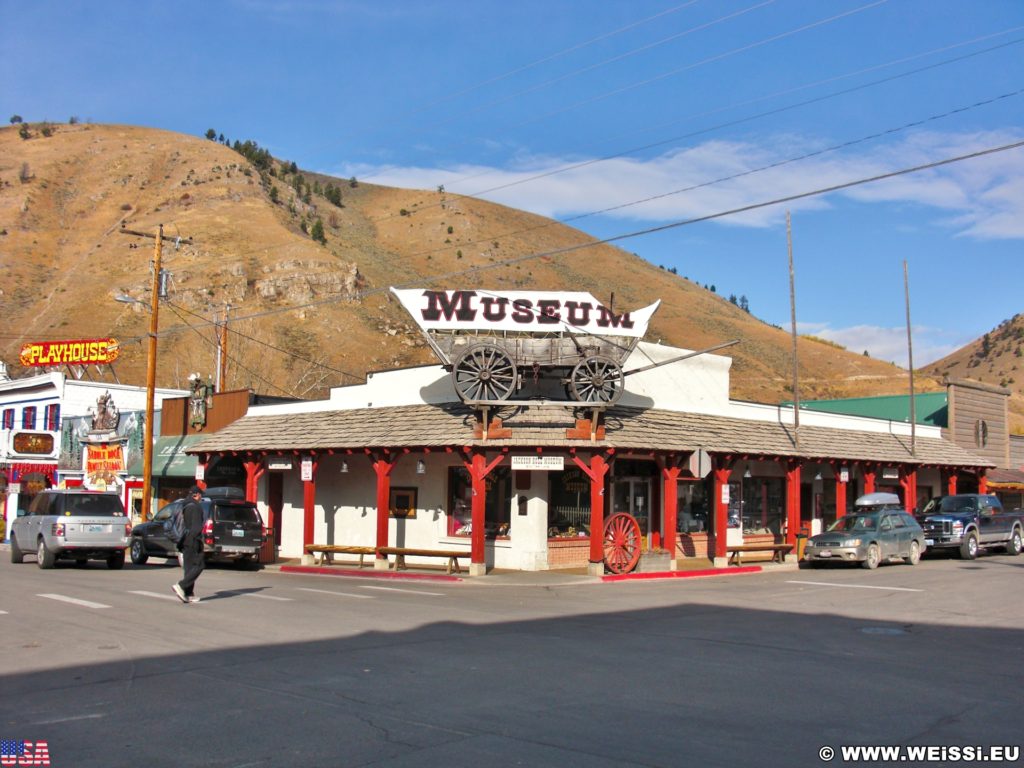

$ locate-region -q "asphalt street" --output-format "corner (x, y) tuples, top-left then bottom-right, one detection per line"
(1, 549), (1022, 767)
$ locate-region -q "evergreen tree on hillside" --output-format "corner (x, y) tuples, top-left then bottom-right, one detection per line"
(205, 128), (216, 140)
(311, 219), (326, 244)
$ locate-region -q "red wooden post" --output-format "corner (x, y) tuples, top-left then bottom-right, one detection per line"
(831, 462), (847, 524)
(371, 452), (396, 558)
(712, 457), (732, 560)
(978, 473), (988, 495)
(195, 453), (208, 491)
(243, 459), (265, 503)
(463, 450), (506, 569)
(302, 456), (319, 549)
(572, 453), (611, 566)
(946, 472), (958, 496)
(899, 467), (917, 513)
(863, 464), (877, 495)
(662, 461), (683, 560)
(785, 460), (801, 547)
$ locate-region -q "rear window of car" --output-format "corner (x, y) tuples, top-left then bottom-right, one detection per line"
(63, 494), (126, 516)
(212, 501), (261, 524)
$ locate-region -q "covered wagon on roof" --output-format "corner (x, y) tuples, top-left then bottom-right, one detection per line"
(391, 288), (661, 405)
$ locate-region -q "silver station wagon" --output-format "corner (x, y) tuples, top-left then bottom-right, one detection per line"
(804, 492), (927, 569)
(9, 489), (131, 569)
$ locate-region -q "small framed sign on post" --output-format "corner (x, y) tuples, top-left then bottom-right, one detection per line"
(301, 457), (313, 482)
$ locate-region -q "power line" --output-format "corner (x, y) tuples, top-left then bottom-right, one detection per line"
(366, 31), (1024, 228)
(120, 138), (1024, 341)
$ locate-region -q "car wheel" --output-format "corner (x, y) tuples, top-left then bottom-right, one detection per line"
(130, 538), (149, 565)
(959, 531), (979, 560)
(37, 538), (56, 569)
(10, 533), (24, 564)
(1005, 528), (1022, 556)
(861, 543), (880, 570)
(107, 550), (126, 570)
(906, 540), (921, 566)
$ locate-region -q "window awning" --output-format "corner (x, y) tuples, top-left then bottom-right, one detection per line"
(126, 435), (206, 478)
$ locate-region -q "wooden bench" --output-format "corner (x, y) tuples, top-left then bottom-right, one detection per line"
(376, 547), (469, 575)
(304, 544), (376, 568)
(726, 543), (793, 566)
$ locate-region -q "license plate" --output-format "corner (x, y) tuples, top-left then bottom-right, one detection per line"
(818, 550), (832, 558)
(925, 539), (934, 546)
(231, 529), (245, 538)
(87, 524), (106, 533)
(220, 545), (256, 554)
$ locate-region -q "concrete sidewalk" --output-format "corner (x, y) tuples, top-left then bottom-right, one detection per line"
(266, 557), (801, 585)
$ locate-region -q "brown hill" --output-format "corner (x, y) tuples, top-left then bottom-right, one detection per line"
(1, 122), (932, 406)
(924, 314), (1024, 434)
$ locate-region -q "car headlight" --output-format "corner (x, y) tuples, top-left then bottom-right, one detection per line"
(842, 538), (862, 547)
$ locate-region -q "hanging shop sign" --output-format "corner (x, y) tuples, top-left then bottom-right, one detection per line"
(301, 458), (314, 482)
(19, 338), (120, 367)
(391, 288), (660, 338)
(12, 432), (55, 455)
(881, 468), (900, 480)
(268, 459), (293, 471)
(511, 455), (565, 471)
(86, 443), (125, 475)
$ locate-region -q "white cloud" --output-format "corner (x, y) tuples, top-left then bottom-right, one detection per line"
(345, 129), (1024, 239)
(799, 322), (974, 369)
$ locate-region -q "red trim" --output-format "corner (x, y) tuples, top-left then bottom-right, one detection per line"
(463, 451), (506, 566)
(661, 459), (684, 558)
(978, 473), (988, 495)
(784, 460), (801, 546)
(712, 458), (732, 559)
(303, 457), (319, 548)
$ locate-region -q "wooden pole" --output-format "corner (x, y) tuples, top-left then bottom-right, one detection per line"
(787, 211), (800, 449)
(904, 260), (916, 457)
(140, 226), (162, 522)
(216, 303), (230, 392)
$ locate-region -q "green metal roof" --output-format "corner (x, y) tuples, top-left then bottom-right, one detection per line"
(789, 392), (948, 427)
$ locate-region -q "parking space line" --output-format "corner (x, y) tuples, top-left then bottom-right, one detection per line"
(359, 585), (445, 596)
(128, 590), (181, 602)
(38, 594), (112, 609)
(296, 587), (373, 599)
(240, 593), (293, 601)
(786, 580), (923, 592)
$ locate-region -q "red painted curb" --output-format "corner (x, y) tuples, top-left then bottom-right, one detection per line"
(601, 566), (762, 582)
(279, 565), (462, 582)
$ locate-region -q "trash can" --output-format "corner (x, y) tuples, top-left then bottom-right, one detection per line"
(796, 528), (810, 560)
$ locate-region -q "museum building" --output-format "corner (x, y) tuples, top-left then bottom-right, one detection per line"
(188, 338), (992, 575)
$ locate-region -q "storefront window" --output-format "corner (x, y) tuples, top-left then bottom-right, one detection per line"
(548, 468), (591, 538)
(741, 477), (785, 535)
(677, 481), (709, 533)
(446, 466), (511, 538)
(22, 407), (37, 430)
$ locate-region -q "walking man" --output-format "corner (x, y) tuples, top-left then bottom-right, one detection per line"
(172, 486), (205, 604)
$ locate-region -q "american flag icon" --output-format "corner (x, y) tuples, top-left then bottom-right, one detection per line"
(0, 740), (24, 767)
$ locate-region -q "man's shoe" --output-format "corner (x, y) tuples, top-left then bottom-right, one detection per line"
(188, 596), (201, 603)
(172, 583), (188, 603)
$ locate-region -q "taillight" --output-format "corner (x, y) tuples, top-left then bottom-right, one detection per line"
(203, 518), (214, 545)
(125, 521), (133, 537)
(52, 522), (65, 537)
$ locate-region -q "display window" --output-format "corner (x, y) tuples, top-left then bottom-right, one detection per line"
(446, 466), (511, 538)
(740, 477), (785, 535)
(547, 467), (591, 538)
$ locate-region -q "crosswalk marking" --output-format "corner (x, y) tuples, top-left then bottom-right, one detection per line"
(128, 590), (181, 602)
(359, 585), (445, 596)
(296, 587), (373, 599)
(38, 593), (111, 609)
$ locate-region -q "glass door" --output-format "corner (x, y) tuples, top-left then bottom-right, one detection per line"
(612, 477), (652, 549)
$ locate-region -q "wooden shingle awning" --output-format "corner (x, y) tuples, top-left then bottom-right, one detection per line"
(185, 402), (993, 469)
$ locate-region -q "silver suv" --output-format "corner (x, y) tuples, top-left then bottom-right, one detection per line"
(9, 489), (131, 569)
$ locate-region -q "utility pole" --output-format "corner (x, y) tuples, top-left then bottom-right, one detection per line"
(216, 303), (230, 392)
(904, 260), (916, 457)
(787, 211), (800, 449)
(118, 223), (193, 521)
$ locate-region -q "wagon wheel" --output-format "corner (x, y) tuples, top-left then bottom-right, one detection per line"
(603, 512), (642, 574)
(570, 355), (624, 404)
(452, 343), (517, 402)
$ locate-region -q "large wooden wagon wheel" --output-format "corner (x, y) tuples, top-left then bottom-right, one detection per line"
(603, 512), (642, 574)
(452, 343), (517, 402)
(570, 355), (624, 404)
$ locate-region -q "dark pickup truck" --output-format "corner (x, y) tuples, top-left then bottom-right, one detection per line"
(916, 494), (1024, 559)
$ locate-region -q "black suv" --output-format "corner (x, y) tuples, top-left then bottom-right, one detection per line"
(129, 487), (265, 568)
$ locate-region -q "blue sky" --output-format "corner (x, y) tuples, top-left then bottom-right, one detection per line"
(3, 0), (1022, 367)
